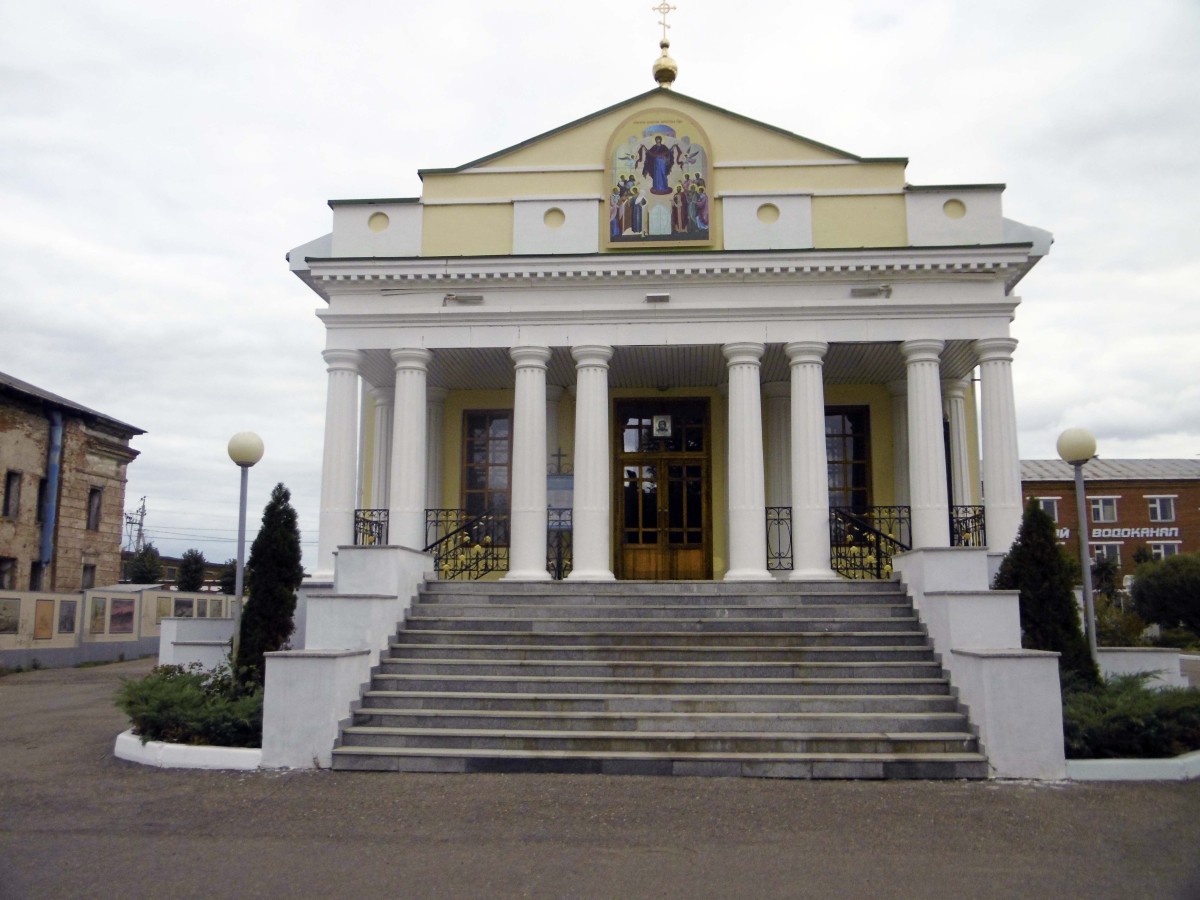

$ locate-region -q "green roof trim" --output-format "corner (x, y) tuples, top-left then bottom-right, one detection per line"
(327, 197), (421, 209)
(906, 183), (1006, 193)
(416, 87), (906, 179)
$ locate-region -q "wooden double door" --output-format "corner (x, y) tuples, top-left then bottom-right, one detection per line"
(615, 399), (712, 580)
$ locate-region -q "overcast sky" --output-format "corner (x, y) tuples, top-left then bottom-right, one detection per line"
(2, 0), (1197, 564)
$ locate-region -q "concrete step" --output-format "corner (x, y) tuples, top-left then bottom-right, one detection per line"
(394, 629), (931, 648)
(329, 746), (990, 778)
(406, 602), (916, 619)
(403, 616), (922, 633)
(368, 673), (953, 695)
(350, 707), (972, 734)
(386, 643), (935, 663)
(337, 725), (979, 755)
(415, 593), (910, 608)
(374, 659), (943, 679)
(357, 690), (963, 715)
(419, 580), (904, 598)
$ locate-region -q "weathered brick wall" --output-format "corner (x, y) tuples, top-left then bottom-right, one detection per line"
(0, 399), (135, 591)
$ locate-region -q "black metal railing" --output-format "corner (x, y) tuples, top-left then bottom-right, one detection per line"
(950, 505), (987, 547)
(829, 508), (910, 580)
(353, 508), (389, 546)
(547, 507), (572, 580)
(424, 507), (510, 580)
(766, 506), (793, 571)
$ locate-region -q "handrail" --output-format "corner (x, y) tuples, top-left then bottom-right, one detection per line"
(830, 507), (909, 580)
(424, 507), (509, 580)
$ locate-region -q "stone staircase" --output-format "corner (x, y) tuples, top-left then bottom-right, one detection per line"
(331, 580), (988, 778)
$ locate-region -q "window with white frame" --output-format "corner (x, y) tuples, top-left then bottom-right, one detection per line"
(1035, 497), (1060, 521)
(1146, 496), (1176, 523)
(1148, 542), (1180, 560)
(1092, 543), (1121, 565)
(1090, 496), (1117, 524)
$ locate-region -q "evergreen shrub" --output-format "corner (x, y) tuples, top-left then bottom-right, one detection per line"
(1063, 674), (1200, 759)
(116, 663), (262, 747)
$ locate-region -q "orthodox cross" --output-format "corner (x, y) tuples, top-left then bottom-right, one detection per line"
(652, 2), (676, 42)
(549, 447), (569, 475)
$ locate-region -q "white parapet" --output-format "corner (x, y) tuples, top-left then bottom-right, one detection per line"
(1097, 647), (1186, 689)
(158, 617), (236, 670)
(261, 648), (372, 769)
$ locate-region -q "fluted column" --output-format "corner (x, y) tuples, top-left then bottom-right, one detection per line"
(506, 345), (553, 580)
(887, 379), (911, 507)
(567, 345), (614, 580)
(368, 386), (393, 509)
(943, 378), (973, 507)
(786, 341), (838, 579)
(975, 337), (1023, 552)
(901, 339), (950, 547)
(316, 349), (364, 580)
(388, 348), (432, 550)
(723, 342), (771, 581)
(762, 382), (791, 508)
(425, 387), (447, 510)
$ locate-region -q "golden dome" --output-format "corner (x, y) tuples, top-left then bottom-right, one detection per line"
(653, 39), (678, 88)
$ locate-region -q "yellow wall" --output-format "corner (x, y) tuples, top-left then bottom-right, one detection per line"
(415, 92), (910, 256)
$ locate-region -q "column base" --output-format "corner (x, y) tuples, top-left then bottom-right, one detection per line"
(503, 570), (554, 582)
(723, 568), (773, 582)
(566, 570), (616, 582)
(789, 568), (841, 581)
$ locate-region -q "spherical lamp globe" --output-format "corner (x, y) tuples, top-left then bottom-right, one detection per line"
(1056, 427), (1096, 466)
(228, 432), (265, 467)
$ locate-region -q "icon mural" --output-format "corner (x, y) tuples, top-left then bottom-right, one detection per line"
(606, 111), (710, 246)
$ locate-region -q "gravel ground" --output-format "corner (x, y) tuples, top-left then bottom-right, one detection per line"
(1, 657), (1198, 900)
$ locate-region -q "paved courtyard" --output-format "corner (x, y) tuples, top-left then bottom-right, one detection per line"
(1, 657), (1198, 899)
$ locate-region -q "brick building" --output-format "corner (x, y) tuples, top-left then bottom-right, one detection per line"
(0, 372), (143, 592)
(1021, 459), (1200, 575)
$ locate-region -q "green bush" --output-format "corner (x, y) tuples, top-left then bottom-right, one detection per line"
(116, 663), (262, 748)
(1152, 627), (1200, 652)
(1063, 674), (1200, 759)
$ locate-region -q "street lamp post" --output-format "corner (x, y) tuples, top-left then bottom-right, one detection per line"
(228, 432), (264, 668)
(1057, 426), (1098, 664)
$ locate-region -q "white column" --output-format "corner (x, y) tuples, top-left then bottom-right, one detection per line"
(975, 337), (1023, 553)
(943, 378), (973, 507)
(786, 341), (838, 580)
(388, 348), (432, 550)
(887, 379), (910, 508)
(316, 349), (364, 580)
(368, 386), (393, 510)
(505, 345), (553, 581)
(566, 345), (614, 581)
(723, 342), (771, 581)
(901, 339), (950, 548)
(425, 387), (447, 510)
(762, 382), (791, 508)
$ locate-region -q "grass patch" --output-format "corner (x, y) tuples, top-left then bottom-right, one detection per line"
(1063, 674), (1200, 759)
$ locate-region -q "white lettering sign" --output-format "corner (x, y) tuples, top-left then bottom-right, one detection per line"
(1091, 527), (1179, 539)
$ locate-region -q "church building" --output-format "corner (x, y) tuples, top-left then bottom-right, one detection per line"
(271, 35), (1063, 778)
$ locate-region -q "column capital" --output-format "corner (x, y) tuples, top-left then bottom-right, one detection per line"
(510, 345), (552, 368)
(722, 341), (765, 366)
(973, 337), (1019, 364)
(322, 348), (364, 373)
(784, 340), (829, 365)
(900, 338), (945, 364)
(941, 378), (969, 401)
(389, 347), (432, 371)
(570, 344), (614, 367)
(368, 384), (393, 406)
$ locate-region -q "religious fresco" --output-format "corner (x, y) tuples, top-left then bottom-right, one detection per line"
(58, 600), (77, 635)
(90, 596), (107, 634)
(605, 110), (711, 248)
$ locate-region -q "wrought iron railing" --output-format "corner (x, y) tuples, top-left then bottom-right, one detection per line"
(353, 508), (389, 546)
(766, 506), (793, 571)
(950, 505), (987, 548)
(547, 507), (572, 580)
(829, 508), (910, 580)
(424, 507), (510, 580)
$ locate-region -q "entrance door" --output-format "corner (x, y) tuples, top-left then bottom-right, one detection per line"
(615, 399), (712, 579)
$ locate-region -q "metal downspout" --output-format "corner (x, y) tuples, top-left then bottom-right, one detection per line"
(39, 410), (64, 584)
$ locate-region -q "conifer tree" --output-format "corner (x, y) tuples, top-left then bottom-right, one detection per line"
(235, 483), (305, 685)
(993, 500), (1100, 687)
(176, 548), (207, 592)
(127, 543), (164, 584)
